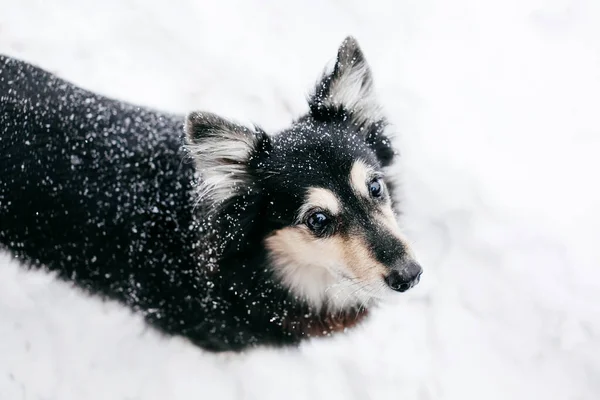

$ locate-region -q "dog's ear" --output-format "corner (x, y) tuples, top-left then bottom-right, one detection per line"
(185, 111), (269, 205)
(309, 36), (383, 125)
(310, 37), (395, 167)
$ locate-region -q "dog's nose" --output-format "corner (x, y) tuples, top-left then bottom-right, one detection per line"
(384, 261), (423, 292)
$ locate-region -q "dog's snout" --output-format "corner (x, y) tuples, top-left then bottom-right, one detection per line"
(384, 260), (423, 293)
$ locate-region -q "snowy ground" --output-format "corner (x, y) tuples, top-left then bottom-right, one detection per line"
(1, 0), (600, 399)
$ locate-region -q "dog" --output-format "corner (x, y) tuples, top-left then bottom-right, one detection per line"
(0, 37), (422, 352)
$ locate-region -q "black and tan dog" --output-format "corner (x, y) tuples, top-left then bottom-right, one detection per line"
(0, 37), (422, 351)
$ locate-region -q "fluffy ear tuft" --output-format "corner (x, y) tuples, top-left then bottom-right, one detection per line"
(309, 36), (382, 124)
(185, 111), (268, 205)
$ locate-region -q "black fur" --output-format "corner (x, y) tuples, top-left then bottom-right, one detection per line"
(0, 38), (408, 352)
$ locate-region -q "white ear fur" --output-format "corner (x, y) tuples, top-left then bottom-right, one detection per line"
(185, 111), (262, 205)
(311, 36), (383, 124)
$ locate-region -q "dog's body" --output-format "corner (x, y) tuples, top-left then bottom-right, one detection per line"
(0, 38), (422, 352)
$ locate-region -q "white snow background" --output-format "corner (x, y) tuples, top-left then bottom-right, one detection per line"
(1, 0), (600, 399)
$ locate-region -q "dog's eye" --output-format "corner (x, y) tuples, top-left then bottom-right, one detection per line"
(368, 178), (383, 198)
(306, 212), (330, 234)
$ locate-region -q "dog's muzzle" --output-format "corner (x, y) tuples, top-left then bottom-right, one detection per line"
(384, 260), (423, 293)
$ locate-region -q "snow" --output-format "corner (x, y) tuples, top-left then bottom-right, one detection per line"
(1, 0), (599, 398)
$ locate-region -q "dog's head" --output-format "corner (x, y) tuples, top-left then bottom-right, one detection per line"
(185, 37), (421, 311)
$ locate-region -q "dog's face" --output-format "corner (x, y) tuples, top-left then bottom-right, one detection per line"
(186, 37), (421, 311)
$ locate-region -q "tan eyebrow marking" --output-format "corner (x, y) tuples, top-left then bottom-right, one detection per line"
(350, 159), (374, 198)
(296, 187), (341, 222)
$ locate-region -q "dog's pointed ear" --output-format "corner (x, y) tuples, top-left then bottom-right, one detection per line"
(185, 111), (269, 205)
(310, 37), (395, 167)
(309, 36), (382, 124)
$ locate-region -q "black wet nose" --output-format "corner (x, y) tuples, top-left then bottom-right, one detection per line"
(384, 261), (423, 292)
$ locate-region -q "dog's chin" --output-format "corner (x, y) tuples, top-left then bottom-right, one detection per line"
(350, 280), (392, 307)
(322, 278), (417, 312)
(378, 282), (405, 300)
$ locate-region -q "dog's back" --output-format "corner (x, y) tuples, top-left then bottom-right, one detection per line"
(0, 56), (198, 307)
